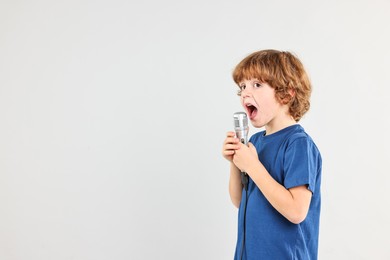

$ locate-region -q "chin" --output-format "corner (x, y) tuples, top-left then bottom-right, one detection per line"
(250, 119), (265, 129)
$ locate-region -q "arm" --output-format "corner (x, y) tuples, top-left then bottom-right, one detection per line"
(233, 142), (312, 224)
(229, 163), (242, 208)
(222, 132), (243, 208)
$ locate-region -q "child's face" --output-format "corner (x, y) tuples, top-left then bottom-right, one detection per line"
(239, 78), (286, 129)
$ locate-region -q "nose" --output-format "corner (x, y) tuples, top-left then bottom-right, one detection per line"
(241, 86), (252, 97)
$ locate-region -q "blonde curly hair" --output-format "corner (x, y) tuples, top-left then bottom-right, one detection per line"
(233, 50), (312, 122)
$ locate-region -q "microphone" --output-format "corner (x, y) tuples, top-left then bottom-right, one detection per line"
(233, 112), (249, 145)
(233, 112), (249, 190)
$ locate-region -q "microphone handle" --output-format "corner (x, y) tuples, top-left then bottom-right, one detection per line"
(238, 138), (249, 191)
(241, 172), (248, 191)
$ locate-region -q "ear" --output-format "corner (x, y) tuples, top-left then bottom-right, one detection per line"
(281, 87), (296, 105)
(288, 87), (296, 98)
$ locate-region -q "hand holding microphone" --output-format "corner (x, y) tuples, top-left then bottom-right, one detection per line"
(222, 113), (244, 162)
(222, 111), (256, 156)
(222, 112), (253, 190)
(222, 112), (250, 163)
(233, 112), (250, 190)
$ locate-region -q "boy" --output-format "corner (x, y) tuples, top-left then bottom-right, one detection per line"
(222, 50), (322, 259)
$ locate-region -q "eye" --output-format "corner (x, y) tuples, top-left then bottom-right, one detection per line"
(239, 84), (246, 90)
(254, 82), (262, 88)
(237, 84), (245, 96)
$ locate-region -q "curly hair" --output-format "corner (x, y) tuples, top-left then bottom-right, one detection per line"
(232, 50), (312, 122)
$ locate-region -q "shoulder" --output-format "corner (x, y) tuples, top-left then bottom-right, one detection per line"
(286, 125), (315, 145)
(249, 130), (266, 143)
(285, 126), (321, 159)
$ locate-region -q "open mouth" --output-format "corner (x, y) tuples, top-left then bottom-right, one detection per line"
(245, 104), (258, 120)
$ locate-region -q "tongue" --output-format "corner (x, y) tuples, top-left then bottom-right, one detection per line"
(249, 108), (257, 119)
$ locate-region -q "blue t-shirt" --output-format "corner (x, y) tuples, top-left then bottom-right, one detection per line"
(234, 124), (322, 260)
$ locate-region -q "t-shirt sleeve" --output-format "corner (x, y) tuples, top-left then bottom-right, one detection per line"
(283, 137), (320, 193)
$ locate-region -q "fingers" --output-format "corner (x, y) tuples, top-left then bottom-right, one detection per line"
(223, 139), (240, 152)
(226, 131), (235, 137)
(222, 149), (235, 157)
(223, 132), (241, 151)
(224, 132), (239, 145)
(224, 143), (240, 151)
(222, 131), (240, 161)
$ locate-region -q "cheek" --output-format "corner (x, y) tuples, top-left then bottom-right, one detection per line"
(260, 100), (277, 115)
(262, 94), (279, 108)
(240, 97), (245, 106)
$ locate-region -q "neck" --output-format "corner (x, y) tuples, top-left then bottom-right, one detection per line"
(265, 109), (297, 135)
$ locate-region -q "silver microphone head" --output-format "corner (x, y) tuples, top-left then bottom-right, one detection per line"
(233, 112), (249, 144)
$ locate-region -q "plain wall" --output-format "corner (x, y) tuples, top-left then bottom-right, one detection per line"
(1, 0), (389, 259)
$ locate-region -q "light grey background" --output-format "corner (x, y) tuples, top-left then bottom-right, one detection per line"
(1, 0), (389, 259)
